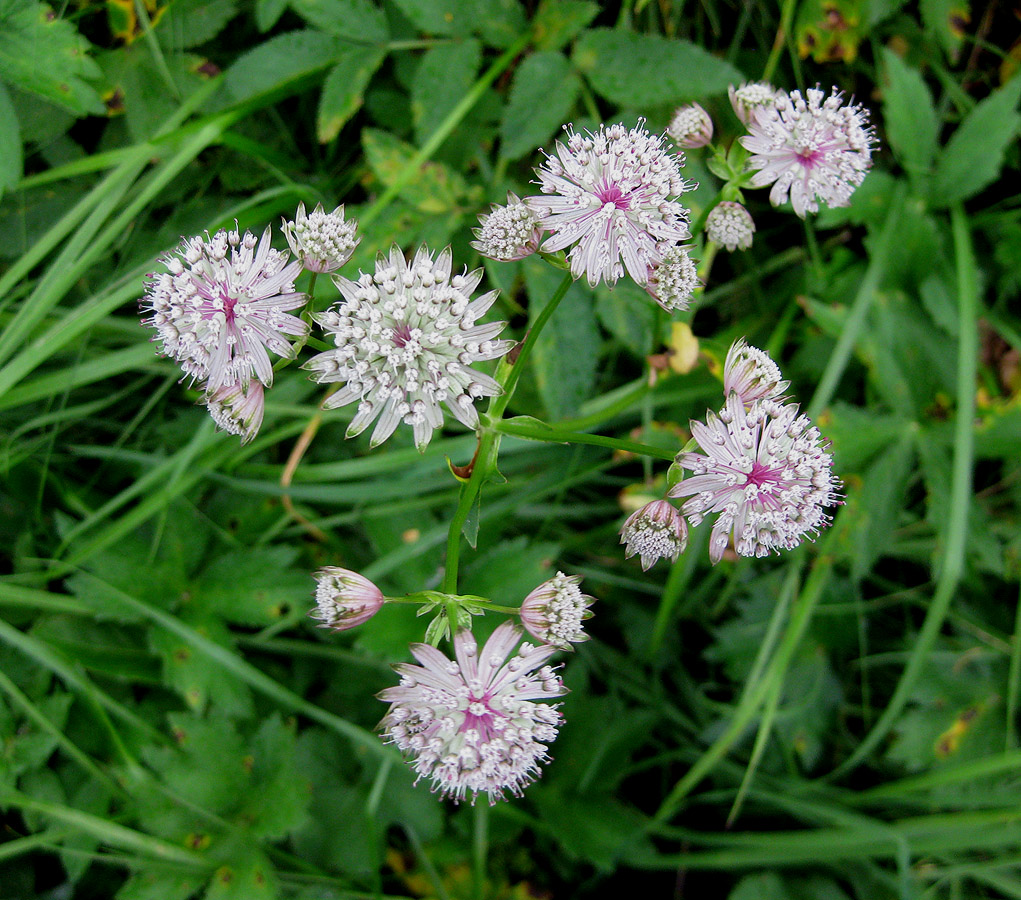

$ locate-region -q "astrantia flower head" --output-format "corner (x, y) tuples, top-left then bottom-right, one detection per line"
(527, 120), (694, 288)
(378, 622), (567, 803)
(729, 81), (781, 125)
(304, 245), (513, 450)
(668, 393), (842, 564)
(620, 499), (689, 570)
(205, 380), (265, 444)
(723, 338), (789, 405)
(471, 193), (543, 262)
(705, 201), (756, 252)
(142, 225), (307, 392)
(312, 567), (385, 631)
(281, 202), (359, 273)
(739, 86), (875, 218)
(645, 244), (700, 312)
(519, 572), (594, 649)
(668, 103), (714, 149)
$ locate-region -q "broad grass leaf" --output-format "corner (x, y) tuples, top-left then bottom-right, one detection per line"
(573, 29), (743, 106)
(411, 39), (481, 145)
(226, 29), (350, 102)
(524, 259), (600, 420)
(532, 0), (599, 51)
(0, 82), (21, 197)
(0, 1), (104, 115)
(930, 75), (1021, 207)
(500, 50), (580, 161)
(881, 48), (939, 175)
(317, 45), (387, 142)
(288, 0), (389, 40)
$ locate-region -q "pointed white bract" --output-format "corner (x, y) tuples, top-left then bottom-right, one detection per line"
(668, 103), (714, 149)
(728, 81), (782, 125)
(740, 86), (875, 218)
(471, 192), (544, 261)
(645, 244), (700, 312)
(304, 246), (513, 450)
(205, 380), (265, 444)
(378, 622), (567, 804)
(142, 225), (307, 393)
(705, 201), (756, 252)
(519, 572), (594, 648)
(668, 394), (841, 564)
(620, 499), (689, 570)
(723, 338), (789, 405)
(527, 120), (694, 288)
(312, 567), (385, 631)
(281, 202), (360, 273)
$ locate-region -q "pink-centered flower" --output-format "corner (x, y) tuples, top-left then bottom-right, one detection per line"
(312, 567), (385, 631)
(378, 622), (567, 804)
(142, 226), (307, 392)
(740, 87), (875, 218)
(304, 246), (513, 450)
(668, 394), (842, 564)
(527, 120), (694, 288)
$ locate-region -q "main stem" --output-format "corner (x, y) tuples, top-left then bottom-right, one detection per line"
(442, 271), (575, 595)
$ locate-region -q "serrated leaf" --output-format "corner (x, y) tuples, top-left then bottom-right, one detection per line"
(316, 45), (386, 142)
(930, 75), (1021, 207)
(573, 29), (743, 106)
(0, 82), (21, 197)
(362, 127), (472, 213)
(0, 1), (104, 116)
(288, 0), (389, 41)
(500, 51), (579, 161)
(226, 29), (349, 102)
(389, 0), (467, 35)
(411, 39), (481, 145)
(523, 258), (600, 420)
(881, 48), (939, 175)
(194, 546), (310, 628)
(532, 0), (599, 51)
(157, 0), (238, 50)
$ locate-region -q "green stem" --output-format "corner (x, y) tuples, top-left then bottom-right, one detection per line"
(763, 0), (798, 82)
(473, 802), (489, 900)
(491, 418), (676, 460)
(359, 32), (530, 230)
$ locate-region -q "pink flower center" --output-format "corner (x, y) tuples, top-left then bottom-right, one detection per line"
(391, 323), (412, 348)
(796, 148), (822, 169)
(461, 695), (498, 740)
(597, 183), (631, 211)
(745, 460), (784, 492)
(219, 287), (237, 324)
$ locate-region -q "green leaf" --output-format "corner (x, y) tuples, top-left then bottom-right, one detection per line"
(930, 75), (1021, 207)
(411, 39), (481, 146)
(0, 1), (104, 116)
(204, 849), (278, 900)
(881, 48), (939, 175)
(500, 50), (579, 161)
(573, 29), (743, 106)
(116, 871), (206, 900)
(0, 82), (21, 197)
(390, 0), (467, 35)
(362, 127), (474, 213)
(470, 0), (527, 48)
(226, 29), (350, 102)
(730, 873), (787, 900)
(255, 0), (287, 32)
(288, 0), (389, 41)
(921, 0), (970, 58)
(532, 0), (599, 51)
(594, 278), (655, 357)
(194, 546), (310, 628)
(157, 0), (239, 50)
(316, 44), (386, 142)
(524, 259), (600, 420)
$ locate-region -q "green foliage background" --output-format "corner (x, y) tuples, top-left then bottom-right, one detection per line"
(1, 0), (1020, 898)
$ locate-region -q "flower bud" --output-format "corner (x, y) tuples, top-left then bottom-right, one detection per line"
(723, 338), (789, 405)
(205, 380), (265, 444)
(519, 572), (594, 649)
(705, 201), (756, 252)
(728, 81), (781, 125)
(667, 103), (714, 149)
(312, 567), (385, 631)
(471, 193), (544, 261)
(282, 202), (360, 273)
(620, 499), (688, 570)
(646, 244), (700, 312)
